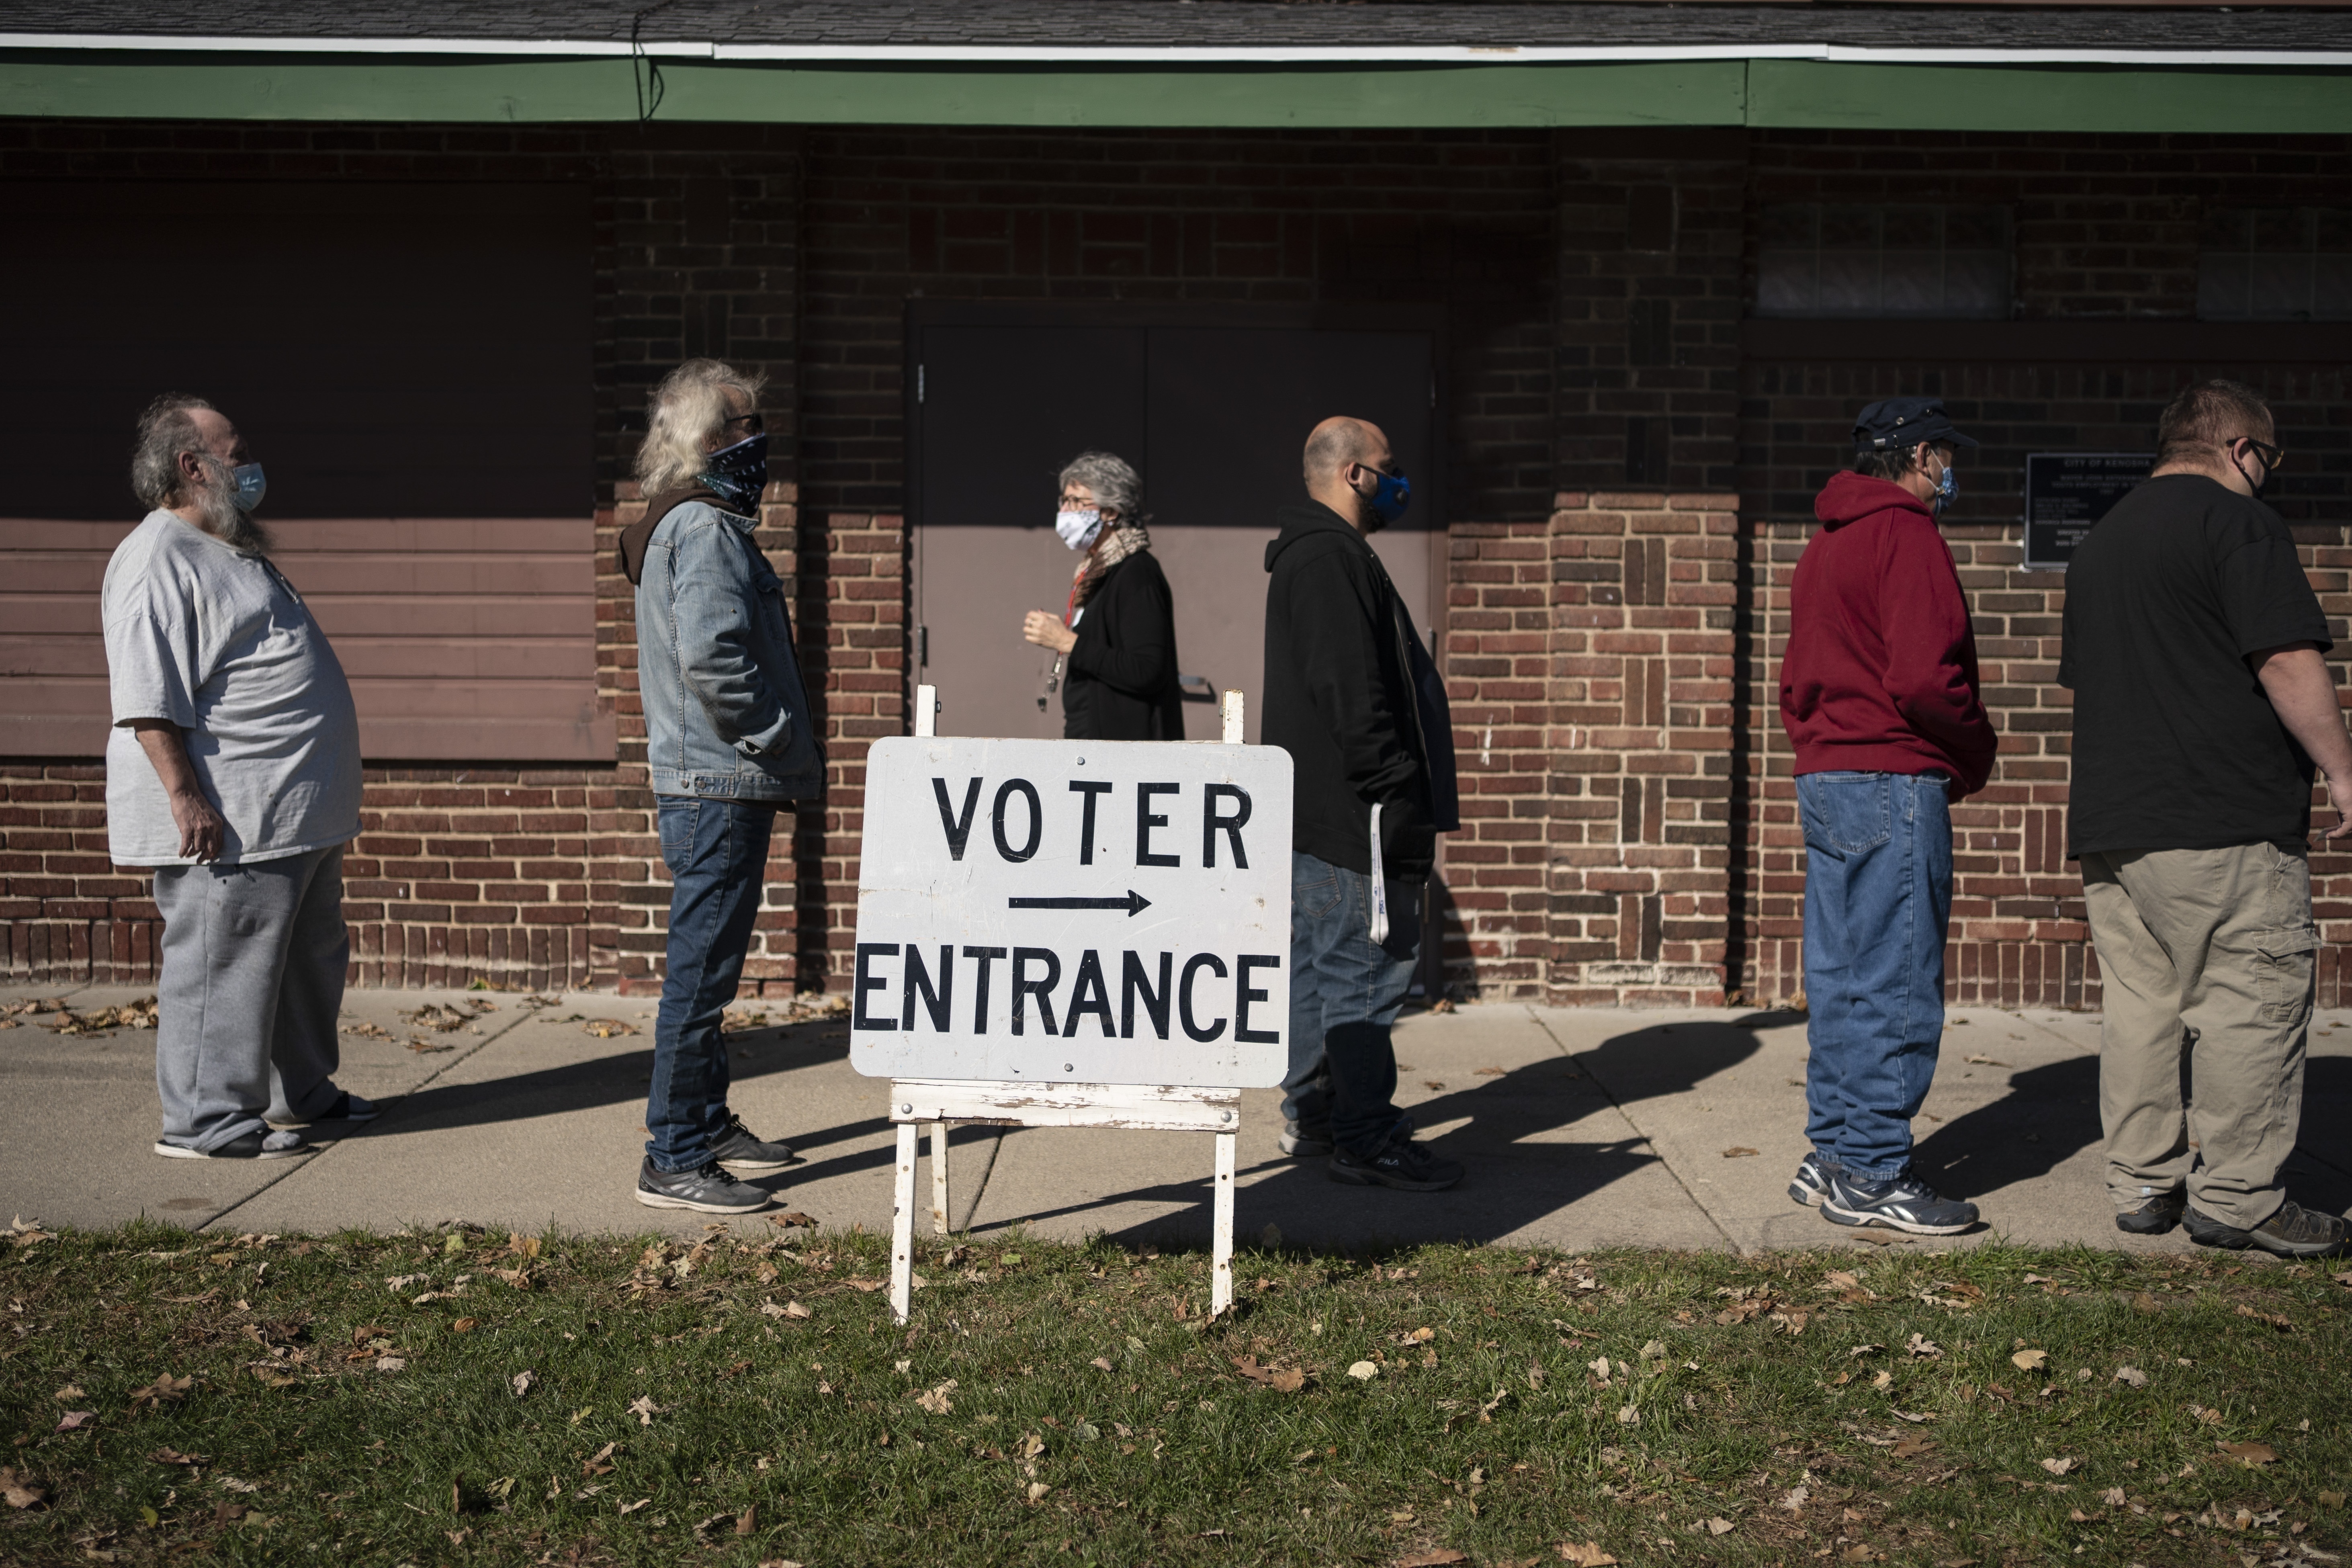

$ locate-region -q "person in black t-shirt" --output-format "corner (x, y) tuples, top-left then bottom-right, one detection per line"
(1020, 451), (1185, 741)
(2062, 379), (2352, 1259)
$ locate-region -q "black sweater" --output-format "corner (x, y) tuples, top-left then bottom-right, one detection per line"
(1261, 502), (1443, 878)
(1062, 550), (1186, 741)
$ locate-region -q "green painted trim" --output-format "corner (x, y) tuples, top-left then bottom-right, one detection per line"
(0, 50), (2347, 131)
(1749, 59), (2352, 133)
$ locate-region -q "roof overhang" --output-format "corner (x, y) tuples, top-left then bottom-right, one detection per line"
(2, 35), (2348, 131)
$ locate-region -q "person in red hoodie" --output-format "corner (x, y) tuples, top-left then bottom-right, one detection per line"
(1777, 397), (1998, 1236)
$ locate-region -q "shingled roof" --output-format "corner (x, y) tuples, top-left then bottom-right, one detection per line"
(6, 0), (2350, 53)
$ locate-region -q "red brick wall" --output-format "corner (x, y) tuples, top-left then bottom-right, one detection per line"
(1442, 492), (1740, 1006)
(1732, 131), (2352, 1010)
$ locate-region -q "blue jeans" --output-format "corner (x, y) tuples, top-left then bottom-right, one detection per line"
(1281, 851), (1421, 1159)
(1799, 770), (1954, 1179)
(649, 796), (776, 1172)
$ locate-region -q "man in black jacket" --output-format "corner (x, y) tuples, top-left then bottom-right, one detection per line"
(1263, 416), (1462, 1191)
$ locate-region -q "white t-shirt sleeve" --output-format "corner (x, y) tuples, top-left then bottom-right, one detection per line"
(103, 606), (203, 730)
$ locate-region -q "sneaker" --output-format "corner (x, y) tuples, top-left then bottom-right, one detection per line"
(1279, 1121), (1333, 1158)
(268, 1089), (378, 1129)
(1788, 1150), (1836, 1208)
(1329, 1135), (1465, 1193)
(2182, 1199), (2352, 1259)
(1820, 1165), (1978, 1236)
(2115, 1189), (2187, 1236)
(635, 1157), (772, 1215)
(153, 1129), (309, 1161)
(709, 1113), (797, 1174)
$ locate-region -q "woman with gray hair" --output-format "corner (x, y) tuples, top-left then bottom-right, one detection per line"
(1020, 451), (1185, 740)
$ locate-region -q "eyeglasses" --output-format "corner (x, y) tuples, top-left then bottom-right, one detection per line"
(721, 411), (765, 436)
(2238, 436), (2285, 473)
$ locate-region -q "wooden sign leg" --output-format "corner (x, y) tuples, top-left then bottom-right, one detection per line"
(1211, 1128), (1236, 1318)
(929, 1120), (952, 1235)
(890, 1120), (919, 1325)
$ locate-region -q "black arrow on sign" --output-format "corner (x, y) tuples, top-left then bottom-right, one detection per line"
(1007, 890), (1153, 917)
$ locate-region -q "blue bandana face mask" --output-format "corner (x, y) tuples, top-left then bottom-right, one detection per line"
(700, 432), (770, 516)
(228, 463), (267, 514)
(1931, 454), (1958, 515)
(1358, 466), (1411, 530)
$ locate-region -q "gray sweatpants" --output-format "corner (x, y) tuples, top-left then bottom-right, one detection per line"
(153, 843), (349, 1152)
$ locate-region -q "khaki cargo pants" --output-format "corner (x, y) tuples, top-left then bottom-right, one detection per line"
(2080, 841), (2315, 1231)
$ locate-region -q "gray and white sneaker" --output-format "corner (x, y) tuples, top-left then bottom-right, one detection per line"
(1820, 1165), (1978, 1236)
(1788, 1150), (1836, 1208)
(636, 1157), (772, 1214)
(154, 1129), (309, 1160)
(710, 1113), (797, 1174)
(271, 1090), (377, 1129)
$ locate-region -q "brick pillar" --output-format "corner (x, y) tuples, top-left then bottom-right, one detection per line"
(1442, 492), (1738, 1005)
(799, 510), (908, 990)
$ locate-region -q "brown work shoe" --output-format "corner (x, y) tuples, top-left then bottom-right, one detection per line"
(2182, 1199), (2351, 1259)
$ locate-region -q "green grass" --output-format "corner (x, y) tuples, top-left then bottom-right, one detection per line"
(2, 1220), (2348, 1566)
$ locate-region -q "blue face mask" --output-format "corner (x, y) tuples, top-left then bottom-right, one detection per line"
(700, 432), (770, 516)
(228, 462), (266, 514)
(1932, 456), (1958, 515)
(1361, 467), (1411, 529)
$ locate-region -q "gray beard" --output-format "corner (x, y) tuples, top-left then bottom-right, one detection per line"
(196, 482), (270, 555)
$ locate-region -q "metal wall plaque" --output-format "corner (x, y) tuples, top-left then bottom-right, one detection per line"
(2022, 452), (2152, 571)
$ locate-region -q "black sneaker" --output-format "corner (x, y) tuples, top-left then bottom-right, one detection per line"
(2182, 1199), (2351, 1259)
(153, 1129), (309, 1160)
(2115, 1189), (2187, 1236)
(1279, 1121), (1333, 1158)
(1788, 1150), (1835, 1208)
(270, 1090), (378, 1130)
(635, 1158), (772, 1214)
(1329, 1136), (1464, 1193)
(709, 1113), (797, 1174)
(1820, 1165), (1978, 1236)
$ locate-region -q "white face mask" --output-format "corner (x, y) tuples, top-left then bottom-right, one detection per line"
(1055, 507), (1105, 552)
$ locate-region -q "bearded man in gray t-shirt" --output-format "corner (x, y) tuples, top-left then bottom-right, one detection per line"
(103, 396), (371, 1160)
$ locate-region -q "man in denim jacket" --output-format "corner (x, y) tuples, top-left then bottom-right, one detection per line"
(620, 359), (826, 1213)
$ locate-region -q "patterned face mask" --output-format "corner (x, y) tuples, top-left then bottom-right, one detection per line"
(700, 432), (770, 516)
(1054, 507), (1105, 552)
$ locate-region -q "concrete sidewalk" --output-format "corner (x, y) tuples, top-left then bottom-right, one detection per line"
(5, 983), (2348, 1256)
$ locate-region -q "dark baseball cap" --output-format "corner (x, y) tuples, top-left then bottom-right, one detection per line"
(1853, 397), (1978, 453)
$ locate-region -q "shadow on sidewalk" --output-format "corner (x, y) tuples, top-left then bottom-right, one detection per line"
(1012, 1015), (1780, 1251)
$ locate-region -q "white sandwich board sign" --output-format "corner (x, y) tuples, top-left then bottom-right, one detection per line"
(852, 690), (1291, 1322)
(850, 735), (1292, 1088)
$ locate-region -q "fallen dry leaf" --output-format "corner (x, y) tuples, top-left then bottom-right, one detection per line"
(2217, 1441), (2277, 1467)
(2011, 1349), (2048, 1371)
(770, 1211), (818, 1229)
(1474, 1066), (1506, 1076)
(1965, 1054), (2010, 1066)
(617, 1496), (651, 1515)
(1026, 1481), (1051, 1504)
(1894, 1436), (1938, 1458)
(1906, 1333), (1942, 1359)
(147, 1449), (202, 1467)
(0, 1468), (47, 1510)
(627, 1395), (660, 1426)
(913, 1380), (958, 1415)
(2100, 1487), (2127, 1507)
(2040, 1457), (2076, 1476)
(2234, 1304), (2294, 1331)
(580, 1442), (618, 1478)
(54, 1411), (96, 1432)
(2318, 1489), (2346, 1508)
(511, 1371), (536, 1398)
(2113, 1366), (2148, 1388)
(1231, 1355), (1308, 1393)
(1557, 1543), (1619, 1566)
(1347, 1361), (1379, 1381)
(1705, 1517), (1734, 1535)
(1398, 1552), (1469, 1567)
(1721, 1146), (1761, 1159)
(129, 1373), (193, 1408)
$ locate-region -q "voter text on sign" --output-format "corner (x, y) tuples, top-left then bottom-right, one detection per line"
(851, 736), (1293, 1088)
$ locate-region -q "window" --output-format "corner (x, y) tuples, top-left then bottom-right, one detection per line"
(2198, 208), (2352, 321)
(1754, 204), (2012, 319)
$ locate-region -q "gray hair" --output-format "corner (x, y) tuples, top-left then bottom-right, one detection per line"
(131, 394), (217, 509)
(636, 359), (767, 495)
(1058, 450), (1144, 523)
